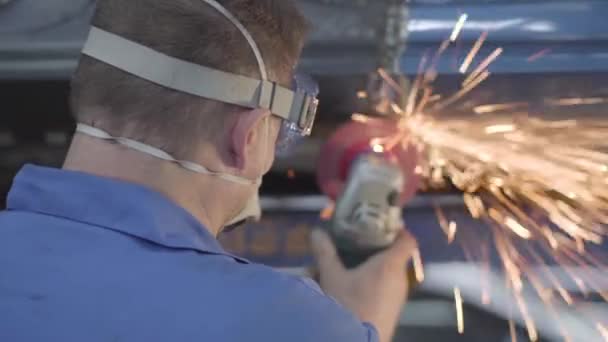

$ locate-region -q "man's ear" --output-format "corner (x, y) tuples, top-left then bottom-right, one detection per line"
(230, 108), (269, 170)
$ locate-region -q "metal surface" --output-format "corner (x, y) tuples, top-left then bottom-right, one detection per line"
(0, 0), (93, 80)
(0, 0), (93, 34)
(2, 1), (608, 79)
(377, 0), (409, 73)
(300, 0), (608, 75)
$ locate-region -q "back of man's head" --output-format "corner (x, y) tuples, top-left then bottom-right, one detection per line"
(70, 0), (309, 158)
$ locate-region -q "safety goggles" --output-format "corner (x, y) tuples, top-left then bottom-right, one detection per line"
(81, 26), (319, 154)
(275, 73), (319, 156)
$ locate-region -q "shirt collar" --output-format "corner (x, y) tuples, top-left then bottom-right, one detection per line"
(7, 164), (249, 264)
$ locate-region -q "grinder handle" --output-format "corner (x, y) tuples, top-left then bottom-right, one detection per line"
(336, 246), (384, 269)
(310, 231), (419, 289)
(335, 243), (420, 288)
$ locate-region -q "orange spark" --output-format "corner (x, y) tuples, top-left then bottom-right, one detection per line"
(504, 217), (532, 239)
(372, 144), (385, 153)
(377, 68), (405, 95)
(450, 14), (468, 42)
(485, 124), (516, 135)
(545, 97), (608, 107)
(509, 319), (518, 342)
(412, 248), (425, 283)
(454, 287), (464, 334)
(598, 323), (608, 341)
(460, 31), (488, 73)
(351, 113), (370, 123)
(463, 47), (503, 86)
(436, 70), (490, 110)
(514, 292), (539, 342)
(447, 221), (457, 244)
(473, 102), (529, 115)
(434, 204), (456, 243)
(527, 48), (552, 62)
(320, 202), (334, 221)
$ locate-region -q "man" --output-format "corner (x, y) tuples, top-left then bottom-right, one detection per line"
(0, 1), (416, 341)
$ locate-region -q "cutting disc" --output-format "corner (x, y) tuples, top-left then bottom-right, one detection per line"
(317, 117), (422, 206)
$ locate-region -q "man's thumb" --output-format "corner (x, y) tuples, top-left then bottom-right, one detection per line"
(310, 229), (345, 273)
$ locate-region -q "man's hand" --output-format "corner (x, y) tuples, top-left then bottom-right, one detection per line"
(310, 229), (418, 342)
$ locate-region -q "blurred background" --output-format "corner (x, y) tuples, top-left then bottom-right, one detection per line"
(2, 0), (608, 341)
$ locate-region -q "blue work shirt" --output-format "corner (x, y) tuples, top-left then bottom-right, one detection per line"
(0, 165), (378, 342)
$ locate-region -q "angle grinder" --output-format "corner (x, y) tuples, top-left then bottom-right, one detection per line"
(317, 117), (421, 268)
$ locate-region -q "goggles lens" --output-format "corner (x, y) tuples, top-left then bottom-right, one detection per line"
(275, 73), (319, 156)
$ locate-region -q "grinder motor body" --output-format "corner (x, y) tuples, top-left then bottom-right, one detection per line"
(326, 154), (406, 268)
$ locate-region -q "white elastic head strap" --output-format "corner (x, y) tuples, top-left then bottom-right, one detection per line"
(76, 124), (259, 186)
(79, 2), (317, 133)
(200, 0), (267, 81)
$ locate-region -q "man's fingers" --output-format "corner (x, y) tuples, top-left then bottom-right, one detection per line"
(310, 229), (345, 274)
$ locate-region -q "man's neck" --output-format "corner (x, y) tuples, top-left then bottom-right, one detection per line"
(63, 134), (226, 236)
